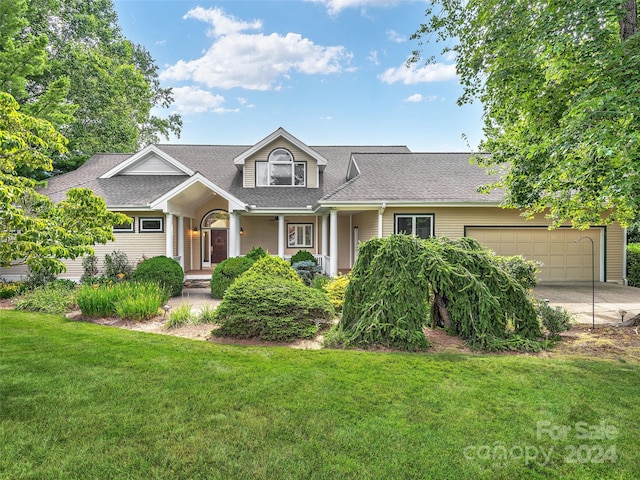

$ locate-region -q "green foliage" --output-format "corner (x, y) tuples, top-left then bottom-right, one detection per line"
(324, 274), (350, 313)
(0, 281), (26, 299)
(132, 256), (184, 297)
(292, 260), (322, 286)
(210, 256), (255, 299)
(245, 246), (267, 261)
(492, 254), (540, 290)
(14, 281), (76, 315)
(76, 281), (167, 320)
(312, 274), (330, 291)
(241, 255), (302, 284)
(333, 235), (542, 352)
(536, 300), (574, 339)
(627, 243), (640, 287)
(80, 254), (99, 284)
(196, 303), (218, 324)
(411, 1), (640, 228)
(23, 267), (58, 290)
(628, 223), (640, 244)
(213, 275), (334, 341)
(165, 304), (195, 329)
(104, 250), (133, 280)
(290, 250), (317, 265)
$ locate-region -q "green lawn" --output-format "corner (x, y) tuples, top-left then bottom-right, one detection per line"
(1, 311), (638, 480)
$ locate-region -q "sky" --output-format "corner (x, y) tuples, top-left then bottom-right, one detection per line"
(113, 0), (484, 152)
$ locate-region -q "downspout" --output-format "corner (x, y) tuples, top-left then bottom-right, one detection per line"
(378, 202), (386, 238)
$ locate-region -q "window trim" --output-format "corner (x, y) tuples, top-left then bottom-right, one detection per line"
(287, 223), (314, 248)
(394, 214), (435, 239)
(113, 217), (135, 233)
(256, 148), (306, 187)
(139, 217), (164, 233)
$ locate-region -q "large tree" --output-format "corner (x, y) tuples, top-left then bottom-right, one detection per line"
(0, 92), (129, 274)
(411, 0), (639, 228)
(1, 0), (181, 177)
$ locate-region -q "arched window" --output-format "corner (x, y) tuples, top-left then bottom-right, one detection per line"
(201, 210), (229, 229)
(256, 148), (306, 186)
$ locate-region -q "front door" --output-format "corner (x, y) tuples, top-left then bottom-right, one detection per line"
(211, 229), (228, 264)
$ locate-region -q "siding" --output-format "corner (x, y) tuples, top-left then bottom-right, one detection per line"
(353, 210), (379, 243)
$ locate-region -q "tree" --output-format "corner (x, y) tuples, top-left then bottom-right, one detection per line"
(0, 92), (129, 274)
(1, 0), (181, 177)
(410, 0), (639, 228)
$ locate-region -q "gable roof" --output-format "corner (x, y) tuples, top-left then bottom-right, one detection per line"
(100, 144), (194, 178)
(320, 152), (502, 205)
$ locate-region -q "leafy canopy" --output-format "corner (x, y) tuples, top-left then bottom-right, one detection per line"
(0, 92), (129, 274)
(411, 0), (640, 228)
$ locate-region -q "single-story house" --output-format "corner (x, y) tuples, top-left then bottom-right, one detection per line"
(0, 127), (628, 283)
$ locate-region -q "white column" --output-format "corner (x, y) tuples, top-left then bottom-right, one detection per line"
(177, 215), (184, 269)
(229, 212), (238, 258)
(322, 214), (328, 274)
(329, 210), (338, 277)
(378, 210), (383, 238)
(165, 213), (174, 258)
(278, 214), (285, 258)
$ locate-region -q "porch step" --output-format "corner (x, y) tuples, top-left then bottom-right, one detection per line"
(183, 279), (211, 288)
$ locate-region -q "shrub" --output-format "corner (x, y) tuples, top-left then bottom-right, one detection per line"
(133, 256), (184, 297)
(628, 243), (640, 288)
(0, 281), (27, 299)
(290, 250), (317, 265)
(324, 274), (350, 312)
(14, 282), (76, 315)
(210, 256), (255, 299)
(292, 260), (322, 286)
(493, 254), (540, 290)
(104, 250), (133, 280)
(536, 300), (574, 338)
(165, 304), (195, 328)
(196, 303), (218, 324)
(245, 246), (267, 261)
(76, 281), (168, 319)
(241, 255), (301, 283)
(213, 275), (335, 341)
(24, 267), (57, 290)
(81, 254), (100, 284)
(313, 275), (330, 291)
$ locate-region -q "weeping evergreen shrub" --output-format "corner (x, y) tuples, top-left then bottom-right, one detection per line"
(327, 234), (543, 352)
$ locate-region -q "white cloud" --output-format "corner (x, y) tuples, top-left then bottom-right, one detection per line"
(379, 62), (457, 84)
(404, 94), (439, 103)
(184, 7), (262, 37)
(368, 50), (380, 66)
(320, 116), (333, 120)
(161, 7), (352, 90)
(306, 0), (406, 15)
(171, 86), (237, 114)
(386, 29), (406, 43)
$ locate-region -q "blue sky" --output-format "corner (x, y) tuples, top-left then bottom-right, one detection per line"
(113, 0), (484, 151)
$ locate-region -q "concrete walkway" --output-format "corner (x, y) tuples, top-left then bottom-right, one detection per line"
(533, 282), (640, 325)
(167, 287), (220, 313)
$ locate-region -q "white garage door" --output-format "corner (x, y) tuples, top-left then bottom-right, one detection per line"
(466, 227), (601, 282)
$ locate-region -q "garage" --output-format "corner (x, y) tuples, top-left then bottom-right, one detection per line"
(466, 227), (602, 282)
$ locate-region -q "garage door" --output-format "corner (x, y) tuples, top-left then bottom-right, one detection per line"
(466, 227), (600, 282)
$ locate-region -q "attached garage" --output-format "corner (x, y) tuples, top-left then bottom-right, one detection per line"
(466, 227), (603, 282)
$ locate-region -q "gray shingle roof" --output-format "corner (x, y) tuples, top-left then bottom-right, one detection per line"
(39, 144), (500, 209)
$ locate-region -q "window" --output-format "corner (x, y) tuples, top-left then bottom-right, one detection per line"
(395, 214), (433, 239)
(288, 223), (313, 248)
(256, 148), (306, 186)
(139, 217), (164, 232)
(113, 217), (134, 233)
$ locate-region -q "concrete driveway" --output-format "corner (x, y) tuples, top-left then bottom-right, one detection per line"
(533, 282), (640, 325)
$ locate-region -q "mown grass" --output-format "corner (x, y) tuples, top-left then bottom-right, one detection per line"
(1, 310), (639, 479)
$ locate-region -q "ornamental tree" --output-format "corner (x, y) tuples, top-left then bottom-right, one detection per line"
(410, 0), (639, 228)
(0, 92), (129, 274)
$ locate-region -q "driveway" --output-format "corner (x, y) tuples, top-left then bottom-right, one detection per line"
(533, 282), (640, 325)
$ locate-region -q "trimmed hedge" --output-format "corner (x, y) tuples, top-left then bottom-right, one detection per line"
(210, 257), (255, 299)
(628, 243), (640, 287)
(290, 250), (317, 265)
(241, 255), (302, 283)
(132, 256), (184, 297)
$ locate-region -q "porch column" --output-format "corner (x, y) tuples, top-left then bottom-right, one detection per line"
(322, 214), (328, 274)
(229, 212), (238, 258)
(329, 209), (338, 277)
(165, 212), (174, 258)
(278, 215), (285, 258)
(177, 215), (184, 269)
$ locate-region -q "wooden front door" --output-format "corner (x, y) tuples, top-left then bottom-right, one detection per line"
(211, 229), (228, 264)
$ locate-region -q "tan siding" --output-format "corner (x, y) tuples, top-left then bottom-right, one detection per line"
(239, 216), (278, 256)
(606, 224), (624, 282)
(337, 216), (351, 272)
(353, 210), (378, 243)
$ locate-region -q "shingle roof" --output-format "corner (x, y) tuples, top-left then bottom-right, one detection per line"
(320, 152), (503, 204)
(40, 144), (501, 209)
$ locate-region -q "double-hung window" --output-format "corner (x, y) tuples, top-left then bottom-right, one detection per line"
(256, 148), (306, 186)
(288, 223), (313, 248)
(395, 214), (434, 239)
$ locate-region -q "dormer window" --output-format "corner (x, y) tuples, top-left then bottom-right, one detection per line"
(256, 148), (306, 186)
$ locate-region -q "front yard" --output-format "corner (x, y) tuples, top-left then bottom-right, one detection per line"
(1, 310), (639, 479)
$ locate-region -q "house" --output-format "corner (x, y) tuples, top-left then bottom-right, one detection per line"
(0, 127), (627, 284)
